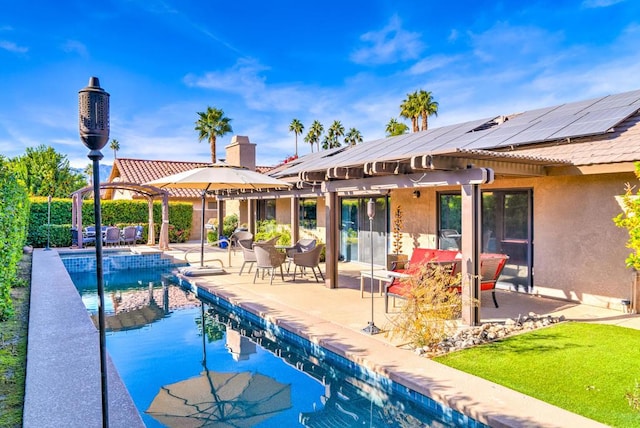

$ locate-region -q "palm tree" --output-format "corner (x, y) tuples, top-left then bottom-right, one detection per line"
(109, 138), (120, 161)
(385, 118), (409, 136)
(307, 120), (324, 152)
(400, 91), (420, 132)
(328, 120), (345, 148)
(344, 128), (363, 146)
(288, 118), (304, 157)
(416, 90), (439, 131)
(195, 106), (233, 164)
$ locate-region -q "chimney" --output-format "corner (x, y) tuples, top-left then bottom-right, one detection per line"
(225, 136), (256, 170)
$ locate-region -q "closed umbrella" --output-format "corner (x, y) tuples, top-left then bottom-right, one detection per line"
(147, 162), (291, 270)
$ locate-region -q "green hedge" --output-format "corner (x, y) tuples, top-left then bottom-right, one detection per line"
(27, 198), (193, 248)
(0, 159), (30, 320)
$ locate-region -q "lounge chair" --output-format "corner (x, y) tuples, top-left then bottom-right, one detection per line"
(291, 244), (324, 283)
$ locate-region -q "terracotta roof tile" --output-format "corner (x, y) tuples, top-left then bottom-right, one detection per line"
(111, 158), (210, 198)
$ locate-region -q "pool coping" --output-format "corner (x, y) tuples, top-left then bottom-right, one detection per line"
(23, 249), (144, 428)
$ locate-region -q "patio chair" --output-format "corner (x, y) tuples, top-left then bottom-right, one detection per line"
(285, 238), (316, 272)
(103, 226), (121, 246)
(291, 244), (324, 283)
(253, 243), (286, 285)
(238, 240), (257, 275)
(230, 230), (254, 256)
(121, 226), (137, 246)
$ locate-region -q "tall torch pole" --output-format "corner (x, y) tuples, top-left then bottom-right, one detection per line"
(362, 198), (380, 335)
(79, 76), (110, 428)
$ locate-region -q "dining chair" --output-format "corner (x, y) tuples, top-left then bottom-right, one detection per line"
(253, 244), (286, 285)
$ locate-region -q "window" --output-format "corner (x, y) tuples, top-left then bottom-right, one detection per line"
(299, 198), (317, 229)
(257, 199), (276, 221)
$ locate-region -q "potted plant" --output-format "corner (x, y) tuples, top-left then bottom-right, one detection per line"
(387, 205), (408, 269)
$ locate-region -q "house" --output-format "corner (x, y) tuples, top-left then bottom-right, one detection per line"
(215, 88), (640, 322)
(105, 136), (267, 240)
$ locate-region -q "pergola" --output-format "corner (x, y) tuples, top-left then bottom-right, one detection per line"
(70, 182), (170, 250)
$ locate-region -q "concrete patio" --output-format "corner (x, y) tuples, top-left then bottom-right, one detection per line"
(24, 243), (640, 427)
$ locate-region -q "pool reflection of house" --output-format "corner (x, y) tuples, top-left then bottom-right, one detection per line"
(110, 89), (640, 323)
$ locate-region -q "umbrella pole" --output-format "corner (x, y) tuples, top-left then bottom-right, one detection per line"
(200, 190), (206, 267)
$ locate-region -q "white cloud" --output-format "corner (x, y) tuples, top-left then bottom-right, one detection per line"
(61, 40), (89, 58)
(0, 40), (28, 53)
(407, 54), (460, 76)
(350, 15), (424, 65)
(582, 0), (625, 8)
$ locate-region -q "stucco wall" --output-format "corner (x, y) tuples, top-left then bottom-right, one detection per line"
(529, 172), (633, 308)
(387, 173), (636, 310)
(390, 188), (438, 252)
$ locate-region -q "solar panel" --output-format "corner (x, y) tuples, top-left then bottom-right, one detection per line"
(543, 97), (601, 118)
(500, 106), (558, 126)
(497, 115), (582, 146)
(588, 89), (640, 110)
(550, 104), (639, 140)
(465, 122), (539, 149)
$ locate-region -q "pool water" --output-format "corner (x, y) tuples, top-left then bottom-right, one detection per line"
(69, 265), (483, 427)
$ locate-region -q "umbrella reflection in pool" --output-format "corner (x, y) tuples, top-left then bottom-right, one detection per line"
(146, 368), (292, 427)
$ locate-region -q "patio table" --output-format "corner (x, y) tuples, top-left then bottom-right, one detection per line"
(359, 269), (404, 298)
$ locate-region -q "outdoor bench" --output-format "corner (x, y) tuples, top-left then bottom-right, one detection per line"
(384, 248), (509, 312)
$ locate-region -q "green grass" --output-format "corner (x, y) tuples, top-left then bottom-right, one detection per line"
(434, 322), (640, 427)
(0, 254), (30, 428)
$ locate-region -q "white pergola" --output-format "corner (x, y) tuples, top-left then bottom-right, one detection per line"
(70, 182), (170, 250)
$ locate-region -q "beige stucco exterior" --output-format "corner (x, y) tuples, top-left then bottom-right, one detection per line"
(378, 172), (636, 312)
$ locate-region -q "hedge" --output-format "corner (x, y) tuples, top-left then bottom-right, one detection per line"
(27, 198), (193, 248)
(0, 159), (30, 320)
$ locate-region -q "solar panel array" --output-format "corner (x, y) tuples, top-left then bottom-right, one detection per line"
(276, 89), (640, 176)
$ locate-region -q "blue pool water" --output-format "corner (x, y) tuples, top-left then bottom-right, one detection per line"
(67, 253), (485, 427)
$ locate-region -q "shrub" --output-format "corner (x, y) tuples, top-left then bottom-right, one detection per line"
(26, 198), (193, 247)
(613, 162), (640, 270)
(385, 263), (463, 349)
(0, 159), (30, 320)
(255, 219), (290, 246)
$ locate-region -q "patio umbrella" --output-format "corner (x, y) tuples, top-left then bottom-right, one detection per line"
(147, 162), (291, 270)
(146, 369), (292, 427)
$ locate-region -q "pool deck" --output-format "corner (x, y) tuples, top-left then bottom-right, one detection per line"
(24, 244), (640, 427)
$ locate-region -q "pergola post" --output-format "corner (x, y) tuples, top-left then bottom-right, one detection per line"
(147, 198), (155, 245)
(158, 193), (170, 250)
(324, 190), (339, 289)
(290, 196), (300, 244)
(461, 183), (482, 326)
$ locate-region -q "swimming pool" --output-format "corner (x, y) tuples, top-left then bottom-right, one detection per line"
(67, 254), (486, 427)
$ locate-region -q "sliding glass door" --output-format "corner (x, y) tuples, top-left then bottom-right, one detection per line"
(438, 190), (533, 290)
(339, 196), (388, 266)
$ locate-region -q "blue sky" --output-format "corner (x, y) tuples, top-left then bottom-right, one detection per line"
(1, 0), (639, 169)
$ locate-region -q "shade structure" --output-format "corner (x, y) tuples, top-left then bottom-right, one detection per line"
(147, 162), (291, 268)
(146, 369), (292, 427)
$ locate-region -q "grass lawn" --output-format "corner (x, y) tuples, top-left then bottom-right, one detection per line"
(434, 322), (640, 427)
(0, 253), (30, 428)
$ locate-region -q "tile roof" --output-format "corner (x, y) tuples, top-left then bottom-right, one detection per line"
(110, 158), (209, 198)
(108, 158), (279, 199)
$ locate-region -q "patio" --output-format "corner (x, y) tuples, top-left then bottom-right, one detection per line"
(24, 243), (639, 427)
